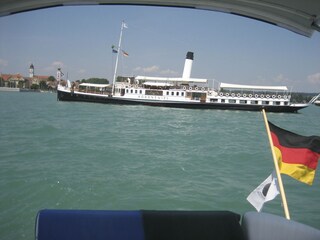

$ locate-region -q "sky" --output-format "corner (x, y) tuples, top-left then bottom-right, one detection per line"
(0, 5), (319, 92)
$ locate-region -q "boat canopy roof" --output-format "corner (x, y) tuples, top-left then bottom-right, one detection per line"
(220, 82), (288, 91)
(79, 83), (111, 88)
(143, 81), (174, 87)
(1, 1), (319, 37)
(135, 76), (207, 83)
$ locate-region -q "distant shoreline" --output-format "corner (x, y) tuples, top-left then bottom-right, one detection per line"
(0, 87), (43, 93)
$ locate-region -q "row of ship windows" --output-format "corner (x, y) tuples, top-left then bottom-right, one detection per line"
(167, 91), (184, 96)
(123, 89), (288, 100)
(125, 89), (185, 96)
(126, 89), (142, 94)
(210, 99), (288, 105)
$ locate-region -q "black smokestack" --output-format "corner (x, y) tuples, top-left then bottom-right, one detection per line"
(186, 52), (194, 60)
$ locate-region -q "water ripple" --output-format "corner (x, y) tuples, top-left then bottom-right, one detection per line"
(1, 93), (320, 239)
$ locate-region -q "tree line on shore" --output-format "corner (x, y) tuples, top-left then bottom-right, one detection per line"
(75, 78), (109, 85)
(290, 92), (317, 103)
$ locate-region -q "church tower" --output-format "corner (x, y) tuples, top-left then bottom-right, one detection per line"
(29, 64), (34, 78)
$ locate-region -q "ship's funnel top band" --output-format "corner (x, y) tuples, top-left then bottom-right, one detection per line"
(186, 52), (194, 60)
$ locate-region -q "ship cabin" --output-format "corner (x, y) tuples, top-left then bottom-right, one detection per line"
(208, 83), (291, 106)
(113, 76), (209, 102)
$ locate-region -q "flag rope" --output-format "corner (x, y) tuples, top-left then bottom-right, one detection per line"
(262, 109), (290, 220)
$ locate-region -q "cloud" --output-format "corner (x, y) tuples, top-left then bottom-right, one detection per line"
(52, 61), (64, 68)
(134, 65), (159, 73)
(43, 61), (65, 73)
(307, 72), (320, 84)
(78, 69), (86, 74)
(133, 65), (178, 76)
(0, 59), (8, 68)
(160, 69), (179, 75)
(273, 74), (290, 84)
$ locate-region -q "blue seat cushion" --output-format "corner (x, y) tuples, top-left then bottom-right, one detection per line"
(36, 209), (144, 240)
(36, 209), (244, 240)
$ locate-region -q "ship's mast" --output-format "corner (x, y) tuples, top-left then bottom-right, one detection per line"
(112, 21), (127, 95)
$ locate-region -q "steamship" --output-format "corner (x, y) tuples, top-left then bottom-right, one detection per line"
(57, 51), (319, 113)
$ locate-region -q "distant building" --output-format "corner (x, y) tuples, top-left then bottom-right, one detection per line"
(0, 64), (56, 90)
(29, 63), (34, 78)
(27, 63), (52, 86)
(0, 73), (28, 88)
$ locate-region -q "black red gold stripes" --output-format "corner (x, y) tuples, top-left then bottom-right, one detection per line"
(269, 121), (320, 185)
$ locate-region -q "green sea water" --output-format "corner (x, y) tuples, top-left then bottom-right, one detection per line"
(0, 91), (320, 239)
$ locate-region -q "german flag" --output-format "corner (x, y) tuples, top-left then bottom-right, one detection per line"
(269, 121), (320, 185)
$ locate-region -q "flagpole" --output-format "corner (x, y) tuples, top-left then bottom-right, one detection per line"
(112, 21), (125, 95)
(262, 108), (290, 220)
